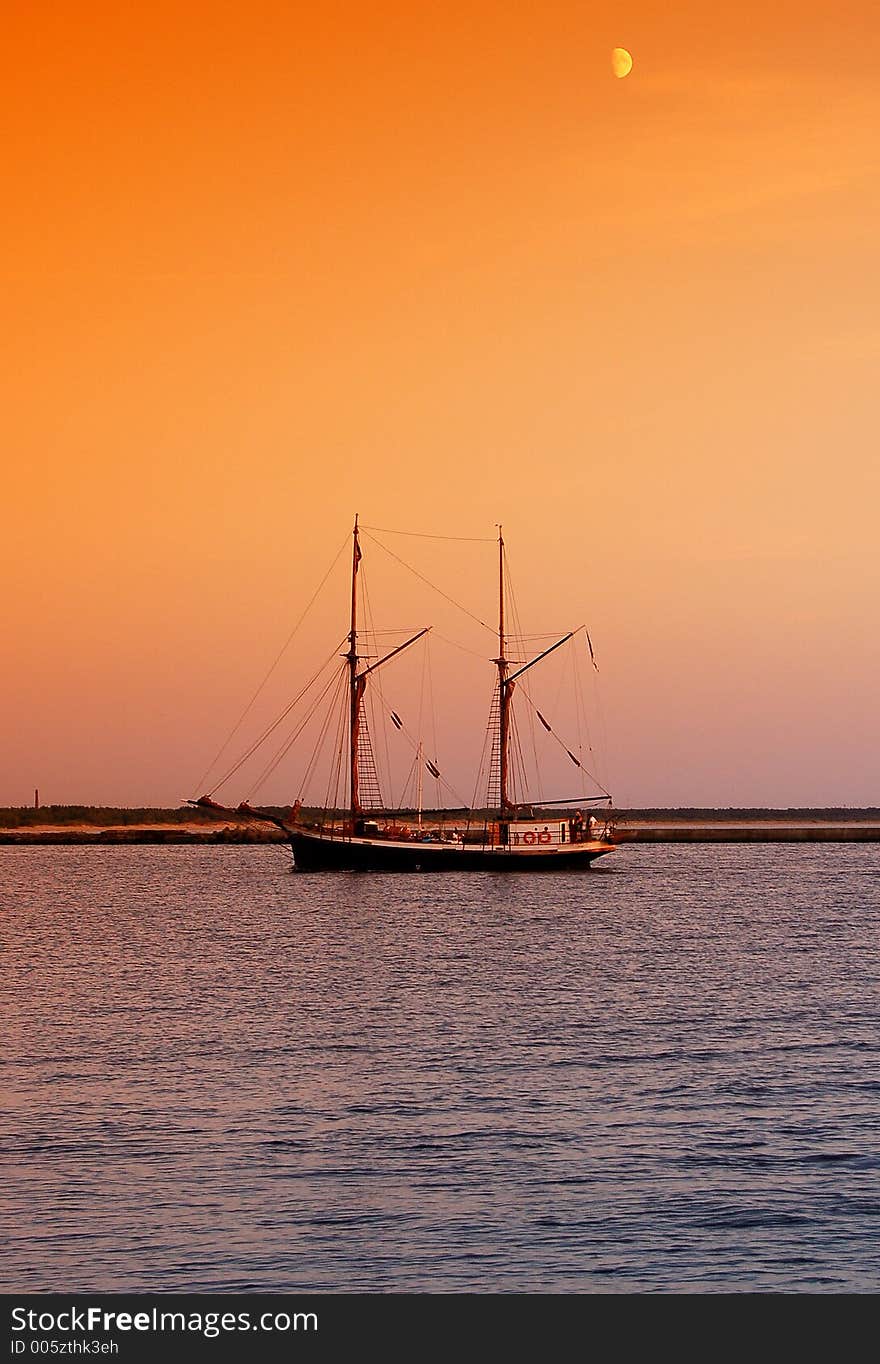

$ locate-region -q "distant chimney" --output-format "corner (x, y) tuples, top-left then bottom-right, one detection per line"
(34, 788), (39, 810)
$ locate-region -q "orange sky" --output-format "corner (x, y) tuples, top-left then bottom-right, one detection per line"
(3, 1), (879, 807)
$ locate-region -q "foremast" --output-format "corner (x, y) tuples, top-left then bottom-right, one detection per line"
(496, 527), (514, 814)
(346, 515), (430, 828)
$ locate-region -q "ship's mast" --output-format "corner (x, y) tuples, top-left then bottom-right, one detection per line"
(416, 740), (423, 829)
(346, 518), (429, 826)
(497, 525), (512, 813)
(348, 514), (362, 819)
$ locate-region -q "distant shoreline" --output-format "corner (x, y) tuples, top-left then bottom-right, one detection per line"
(2, 806), (879, 845)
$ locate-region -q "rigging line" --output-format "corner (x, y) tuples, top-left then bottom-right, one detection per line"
(248, 665), (345, 800)
(209, 639), (346, 796)
(361, 524), (495, 543)
(548, 637), (567, 721)
(589, 644), (611, 794)
(417, 632), (428, 763)
(326, 668), (349, 819)
(369, 668), (470, 810)
(431, 630), (490, 661)
(194, 533), (349, 794)
(312, 685), (333, 814)
(508, 708), (522, 806)
(210, 643), (343, 796)
(520, 675), (544, 807)
(507, 633), (571, 642)
(427, 633), (442, 808)
(397, 748), (420, 813)
(512, 711), (532, 809)
(361, 529), (495, 635)
(372, 681), (466, 809)
(412, 633), (428, 816)
(575, 640), (597, 767)
(546, 625), (587, 723)
(317, 668), (349, 819)
(571, 644), (588, 803)
(292, 666), (347, 807)
(505, 562), (541, 805)
(361, 562), (394, 807)
(503, 549), (525, 804)
(569, 625), (603, 788)
(331, 670), (347, 815)
(367, 681), (392, 809)
(297, 662), (345, 801)
(515, 683), (610, 796)
(471, 677), (497, 817)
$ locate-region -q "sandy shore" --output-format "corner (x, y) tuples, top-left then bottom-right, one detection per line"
(0, 821), (285, 845)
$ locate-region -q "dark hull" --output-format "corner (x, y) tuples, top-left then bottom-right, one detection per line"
(289, 828), (615, 872)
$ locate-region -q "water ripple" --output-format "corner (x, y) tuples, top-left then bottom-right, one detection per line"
(2, 843), (879, 1292)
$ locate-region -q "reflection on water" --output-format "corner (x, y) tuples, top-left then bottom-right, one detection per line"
(3, 844), (879, 1291)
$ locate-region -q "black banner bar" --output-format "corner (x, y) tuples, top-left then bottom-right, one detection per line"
(1, 1292), (854, 1360)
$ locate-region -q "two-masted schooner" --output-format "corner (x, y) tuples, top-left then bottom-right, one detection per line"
(193, 516), (616, 870)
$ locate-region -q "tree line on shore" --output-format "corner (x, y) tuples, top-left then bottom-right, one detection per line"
(0, 805), (290, 828)
(1, 804), (878, 829)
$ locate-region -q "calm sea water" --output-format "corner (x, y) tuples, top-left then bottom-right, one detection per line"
(3, 844), (879, 1293)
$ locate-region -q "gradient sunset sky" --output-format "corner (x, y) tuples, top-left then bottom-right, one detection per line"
(3, 1), (878, 808)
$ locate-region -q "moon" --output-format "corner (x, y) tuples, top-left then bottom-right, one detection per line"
(611, 47), (633, 79)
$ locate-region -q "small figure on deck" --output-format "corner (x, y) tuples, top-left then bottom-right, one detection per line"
(571, 810), (584, 842)
(588, 814), (600, 840)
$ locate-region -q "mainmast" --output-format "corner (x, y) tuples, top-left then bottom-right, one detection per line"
(497, 525), (513, 813)
(348, 514), (364, 819)
(494, 528), (573, 817)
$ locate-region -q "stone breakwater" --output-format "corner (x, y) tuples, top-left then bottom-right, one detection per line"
(614, 822), (880, 843)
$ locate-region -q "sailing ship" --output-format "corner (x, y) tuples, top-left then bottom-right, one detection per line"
(192, 517), (616, 870)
